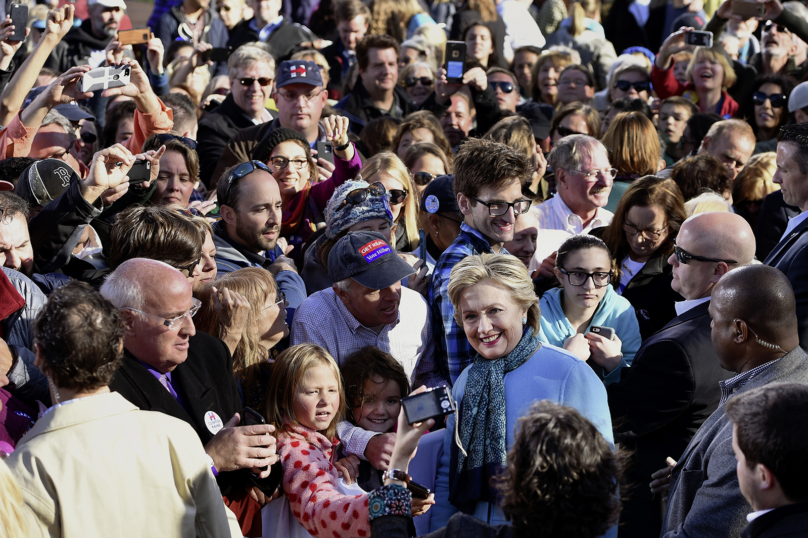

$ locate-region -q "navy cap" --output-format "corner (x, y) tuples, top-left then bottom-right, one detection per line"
(518, 101), (553, 141)
(276, 60), (323, 89)
(420, 175), (461, 216)
(327, 232), (415, 290)
(23, 86), (95, 122)
(16, 159), (79, 206)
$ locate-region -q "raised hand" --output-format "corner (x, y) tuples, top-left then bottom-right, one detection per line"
(43, 4), (74, 42)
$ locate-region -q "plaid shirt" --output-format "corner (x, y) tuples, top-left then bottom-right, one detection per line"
(429, 223), (506, 384)
(719, 358), (782, 404)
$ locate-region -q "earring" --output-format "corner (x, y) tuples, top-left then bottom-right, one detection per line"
(435, 230), (439, 236)
(522, 317), (527, 324)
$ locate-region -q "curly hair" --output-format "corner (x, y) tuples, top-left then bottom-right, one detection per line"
(34, 281), (125, 392)
(341, 346), (410, 418)
(670, 153), (732, 202)
(495, 400), (623, 538)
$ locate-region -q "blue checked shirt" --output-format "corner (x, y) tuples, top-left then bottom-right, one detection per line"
(429, 223), (507, 384)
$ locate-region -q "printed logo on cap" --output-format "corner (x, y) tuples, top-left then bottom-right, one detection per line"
(55, 167), (72, 188)
(425, 195), (440, 214)
(359, 239), (392, 263)
(290, 64), (306, 78)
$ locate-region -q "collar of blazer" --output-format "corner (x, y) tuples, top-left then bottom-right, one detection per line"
(764, 213), (808, 266)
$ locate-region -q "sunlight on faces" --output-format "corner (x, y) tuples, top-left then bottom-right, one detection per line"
(762, 21), (796, 58)
(224, 171), (283, 253)
(538, 62), (562, 103)
(513, 49), (539, 91)
(293, 363), (341, 432)
(78, 119), (97, 165)
(731, 425), (761, 509)
(257, 289), (289, 350)
(405, 65), (434, 106)
(459, 279), (528, 360)
(754, 82), (784, 133)
(0, 216), (33, 276)
(337, 16), (368, 51)
(554, 248), (611, 311)
(192, 231), (217, 292)
(150, 150), (195, 207)
(399, 47), (421, 69)
(557, 146), (612, 213)
(441, 94), (473, 147)
(461, 181), (524, 246)
(707, 292), (740, 371)
(659, 103), (690, 145)
(397, 127), (434, 158)
(489, 72), (519, 112)
(90, 5), (123, 38)
(691, 53), (725, 93)
(269, 141), (310, 198)
(216, 0), (245, 28)
(773, 142), (808, 211)
(275, 82), (326, 136)
(610, 70), (649, 101)
(668, 221), (721, 300)
(336, 279), (402, 327)
(624, 204), (669, 262)
(551, 113), (589, 145)
(466, 25), (494, 65)
(701, 131), (755, 180)
(250, 0), (281, 25)
(361, 47), (398, 96)
(115, 117), (134, 145)
(348, 217), (393, 243)
(373, 172), (407, 221)
(231, 62), (273, 117)
(503, 211), (538, 267)
(351, 375), (402, 433)
(558, 70), (593, 106)
(409, 153), (446, 197)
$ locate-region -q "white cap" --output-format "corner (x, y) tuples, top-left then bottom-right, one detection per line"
(88, 0), (127, 9)
(789, 81), (808, 113)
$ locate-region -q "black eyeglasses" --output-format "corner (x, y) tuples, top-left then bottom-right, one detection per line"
(239, 77), (272, 87)
(673, 239), (738, 265)
(753, 91), (787, 108)
(221, 160), (271, 206)
(80, 132), (97, 144)
(467, 195), (532, 216)
(558, 268), (612, 287)
(412, 171), (435, 186)
(615, 79), (650, 93)
(155, 133), (197, 150)
(174, 255), (202, 277)
(623, 221), (667, 240)
(336, 182), (387, 210)
(555, 125), (587, 138)
(269, 156), (309, 170)
(490, 81), (515, 93)
(404, 76), (433, 88)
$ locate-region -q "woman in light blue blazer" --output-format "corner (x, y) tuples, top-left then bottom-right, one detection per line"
(538, 235), (642, 385)
(430, 253), (613, 532)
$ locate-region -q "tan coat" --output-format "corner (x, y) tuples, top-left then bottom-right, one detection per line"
(5, 392), (241, 538)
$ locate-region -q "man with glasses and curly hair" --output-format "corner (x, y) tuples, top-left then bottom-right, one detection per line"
(606, 211), (756, 538)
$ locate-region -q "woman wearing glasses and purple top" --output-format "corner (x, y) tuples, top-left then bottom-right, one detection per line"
(251, 116), (361, 266)
(740, 74), (795, 154)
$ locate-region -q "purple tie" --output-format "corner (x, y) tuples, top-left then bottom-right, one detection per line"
(159, 374), (179, 401)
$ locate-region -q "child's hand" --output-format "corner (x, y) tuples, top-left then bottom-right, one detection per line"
(389, 386), (435, 471)
(334, 455), (360, 485)
(411, 493), (435, 516)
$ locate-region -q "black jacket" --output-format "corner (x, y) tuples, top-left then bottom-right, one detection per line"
(741, 503), (808, 538)
(320, 40), (349, 98)
(607, 301), (733, 538)
(227, 17), (315, 62)
(619, 250), (682, 339)
(756, 190), (801, 261)
(109, 331), (283, 496)
(197, 93), (272, 187)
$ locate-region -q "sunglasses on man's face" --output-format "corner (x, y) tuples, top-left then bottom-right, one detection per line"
(490, 81), (515, 93)
(404, 77), (433, 88)
(615, 79), (650, 93)
(765, 21), (790, 34)
(753, 91), (787, 108)
(239, 77), (272, 87)
(673, 239), (738, 265)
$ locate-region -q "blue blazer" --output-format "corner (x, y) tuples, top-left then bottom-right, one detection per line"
(764, 215), (808, 352)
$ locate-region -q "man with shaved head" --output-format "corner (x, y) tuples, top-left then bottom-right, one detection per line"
(102, 259), (283, 515)
(658, 265), (808, 537)
(606, 211), (757, 538)
(765, 123), (808, 352)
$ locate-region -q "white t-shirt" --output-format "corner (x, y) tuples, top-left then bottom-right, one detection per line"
(617, 255), (646, 295)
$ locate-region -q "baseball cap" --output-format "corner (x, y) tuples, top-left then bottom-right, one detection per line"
(518, 101), (553, 141)
(670, 13), (705, 32)
(420, 174), (461, 216)
(16, 159), (79, 206)
(0, 180), (13, 191)
(327, 231), (416, 290)
(789, 81), (808, 112)
(22, 86), (95, 122)
(88, 0), (127, 9)
(276, 60), (323, 89)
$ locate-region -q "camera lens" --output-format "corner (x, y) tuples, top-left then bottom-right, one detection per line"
(112, 75), (119, 80)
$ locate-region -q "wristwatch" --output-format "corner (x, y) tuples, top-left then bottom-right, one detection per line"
(383, 469), (410, 484)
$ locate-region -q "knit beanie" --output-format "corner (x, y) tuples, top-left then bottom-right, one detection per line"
(252, 127), (311, 163)
(325, 179), (394, 239)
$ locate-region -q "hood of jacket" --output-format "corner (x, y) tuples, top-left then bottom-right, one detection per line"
(169, 5), (215, 41)
(212, 220), (252, 268)
(538, 285), (621, 344)
(65, 18), (112, 51)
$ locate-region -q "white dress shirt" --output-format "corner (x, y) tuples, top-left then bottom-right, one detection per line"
(779, 211), (808, 243)
(674, 296), (711, 316)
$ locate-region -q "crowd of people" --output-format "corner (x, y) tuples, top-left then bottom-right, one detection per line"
(1, 0), (808, 536)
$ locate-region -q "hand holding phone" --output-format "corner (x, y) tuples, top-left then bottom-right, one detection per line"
(117, 28), (150, 46)
(9, 4), (27, 42)
(685, 30), (713, 48)
(444, 41), (466, 83)
(401, 386), (456, 425)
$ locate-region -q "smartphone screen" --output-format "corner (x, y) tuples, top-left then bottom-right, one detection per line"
(447, 61), (464, 79)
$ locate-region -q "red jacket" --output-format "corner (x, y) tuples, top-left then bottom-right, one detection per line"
(651, 60), (739, 119)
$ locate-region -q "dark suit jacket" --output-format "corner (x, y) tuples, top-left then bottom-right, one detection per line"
(764, 214), (808, 353)
(662, 348), (808, 537)
(607, 301), (731, 538)
(741, 503), (808, 538)
(109, 331), (282, 496)
(756, 190), (800, 261)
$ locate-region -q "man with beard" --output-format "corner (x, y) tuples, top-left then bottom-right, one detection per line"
(429, 138), (534, 384)
(749, 1), (808, 78)
(46, 0), (131, 74)
(213, 160), (306, 322)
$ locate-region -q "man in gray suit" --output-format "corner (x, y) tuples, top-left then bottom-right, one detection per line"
(652, 264), (808, 538)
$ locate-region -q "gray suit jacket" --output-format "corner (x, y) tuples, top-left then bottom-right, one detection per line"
(661, 347), (808, 537)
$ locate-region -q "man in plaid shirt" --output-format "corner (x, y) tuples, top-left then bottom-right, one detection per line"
(429, 138), (535, 384)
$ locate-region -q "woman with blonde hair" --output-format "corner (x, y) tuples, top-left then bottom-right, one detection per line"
(195, 268), (289, 409)
(360, 152), (421, 251)
(430, 253), (612, 529)
(601, 111), (662, 212)
(369, 0), (436, 42)
(732, 152), (779, 230)
(653, 30), (739, 117)
(393, 112), (453, 161)
(399, 61), (437, 107)
(531, 50), (575, 107)
(403, 142), (453, 196)
(684, 191), (732, 216)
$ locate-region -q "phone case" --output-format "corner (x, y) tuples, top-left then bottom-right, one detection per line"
(731, 0), (765, 17)
(118, 28), (150, 45)
(127, 160), (151, 183)
(80, 66), (131, 93)
(9, 4), (27, 41)
(316, 142), (335, 165)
